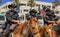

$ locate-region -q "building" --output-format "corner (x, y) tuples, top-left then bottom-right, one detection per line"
(0, 0), (60, 20)
(0, 0), (53, 13)
(0, 2), (13, 14)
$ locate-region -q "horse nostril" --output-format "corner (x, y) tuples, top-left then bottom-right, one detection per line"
(32, 27), (35, 29)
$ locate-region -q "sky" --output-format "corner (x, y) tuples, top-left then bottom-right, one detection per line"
(38, 0), (55, 2)
(0, 0), (60, 6)
(0, 0), (13, 6)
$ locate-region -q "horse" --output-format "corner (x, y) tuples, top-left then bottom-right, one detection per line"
(45, 23), (57, 37)
(9, 20), (30, 37)
(52, 20), (60, 37)
(29, 17), (42, 37)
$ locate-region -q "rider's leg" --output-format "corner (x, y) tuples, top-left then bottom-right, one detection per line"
(3, 29), (12, 37)
(3, 24), (17, 37)
(3, 24), (10, 37)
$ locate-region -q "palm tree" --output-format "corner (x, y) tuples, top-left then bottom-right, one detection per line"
(27, 0), (36, 9)
(14, 0), (20, 6)
(54, 0), (59, 6)
(13, 0), (20, 13)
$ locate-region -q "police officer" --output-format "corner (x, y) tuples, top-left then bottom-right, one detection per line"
(4, 4), (20, 37)
(26, 9), (37, 20)
(50, 11), (58, 21)
(43, 8), (52, 25)
(44, 8), (59, 25)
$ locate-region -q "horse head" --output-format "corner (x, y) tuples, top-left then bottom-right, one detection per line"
(29, 17), (41, 37)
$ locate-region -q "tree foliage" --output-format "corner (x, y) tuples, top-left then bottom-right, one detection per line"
(14, 0), (20, 6)
(27, 0), (36, 7)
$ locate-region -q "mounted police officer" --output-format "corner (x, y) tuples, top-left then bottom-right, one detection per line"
(26, 9), (37, 37)
(44, 8), (59, 25)
(51, 11), (60, 35)
(3, 4), (20, 37)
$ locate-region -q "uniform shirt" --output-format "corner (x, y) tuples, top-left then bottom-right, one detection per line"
(6, 10), (20, 24)
(44, 14), (59, 25)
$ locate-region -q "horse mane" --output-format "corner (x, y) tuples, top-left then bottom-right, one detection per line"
(20, 21), (29, 34)
(13, 21), (28, 34)
(30, 17), (38, 23)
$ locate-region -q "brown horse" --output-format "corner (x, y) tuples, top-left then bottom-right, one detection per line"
(45, 23), (57, 37)
(29, 17), (42, 37)
(9, 20), (30, 37)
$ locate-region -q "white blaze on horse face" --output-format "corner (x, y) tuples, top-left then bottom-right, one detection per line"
(31, 20), (39, 32)
(38, 19), (44, 27)
(49, 29), (51, 32)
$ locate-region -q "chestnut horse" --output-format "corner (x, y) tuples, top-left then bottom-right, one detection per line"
(45, 23), (57, 37)
(29, 17), (42, 37)
(9, 20), (30, 37)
